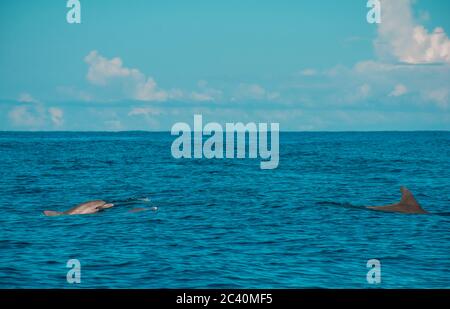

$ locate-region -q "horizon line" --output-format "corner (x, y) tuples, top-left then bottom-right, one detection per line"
(0, 130), (449, 133)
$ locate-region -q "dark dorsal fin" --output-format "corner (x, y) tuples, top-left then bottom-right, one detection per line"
(399, 186), (428, 214)
(367, 187), (428, 214)
(399, 186), (420, 207)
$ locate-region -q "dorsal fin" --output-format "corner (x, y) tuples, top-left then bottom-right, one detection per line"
(399, 186), (420, 208)
(367, 187), (428, 214)
(398, 186), (428, 214)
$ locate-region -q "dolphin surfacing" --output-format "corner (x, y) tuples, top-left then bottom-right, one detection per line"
(366, 186), (428, 214)
(43, 200), (114, 216)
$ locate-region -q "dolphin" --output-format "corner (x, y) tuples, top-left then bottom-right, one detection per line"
(366, 186), (428, 214)
(128, 206), (158, 213)
(43, 200), (114, 216)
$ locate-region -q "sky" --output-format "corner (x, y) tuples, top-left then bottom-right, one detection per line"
(0, 0), (449, 131)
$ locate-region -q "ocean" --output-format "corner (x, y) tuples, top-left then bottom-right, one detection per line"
(0, 131), (449, 288)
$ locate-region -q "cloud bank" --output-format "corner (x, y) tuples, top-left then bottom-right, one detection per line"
(376, 0), (450, 64)
(85, 50), (170, 101)
(8, 93), (64, 129)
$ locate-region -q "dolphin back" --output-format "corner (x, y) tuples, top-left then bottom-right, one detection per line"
(367, 187), (427, 214)
(65, 200), (107, 215)
(43, 210), (63, 216)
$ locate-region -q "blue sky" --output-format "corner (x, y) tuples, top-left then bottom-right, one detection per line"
(0, 0), (449, 131)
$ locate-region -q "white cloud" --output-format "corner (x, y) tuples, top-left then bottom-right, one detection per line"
(84, 50), (169, 101)
(18, 93), (38, 103)
(299, 69), (317, 76)
(48, 107), (64, 126)
(376, 0), (450, 64)
(84, 51), (219, 102)
(241, 84), (265, 99)
(83, 52), (283, 103)
(190, 92), (214, 102)
(57, 86), (93, 102)
(199, 80), (222, 99)
(85, 51), (134, 85)
(9, 93), (45, 127)
(9, 105), (65, 128)
(359, 83), (371, 97)
(342, 83), (371, 104)
(8, 94), (65, 128)
(267, 92), (280, 101)
(234, 83), (280, 101)
(134, 77), (168, 101)
(285, 55), (449, 110)
(389, 84), (407, 97)
(104, 120), (123, 131)
(8, 105), (44, 127)
(423, 88), (449, 109)
(188, 80), (222, 102)
(127, 107), (162, 128)
(128, 107), (162, 116)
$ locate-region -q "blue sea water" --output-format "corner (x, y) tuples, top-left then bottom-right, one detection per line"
(0, 131), (449, 288)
